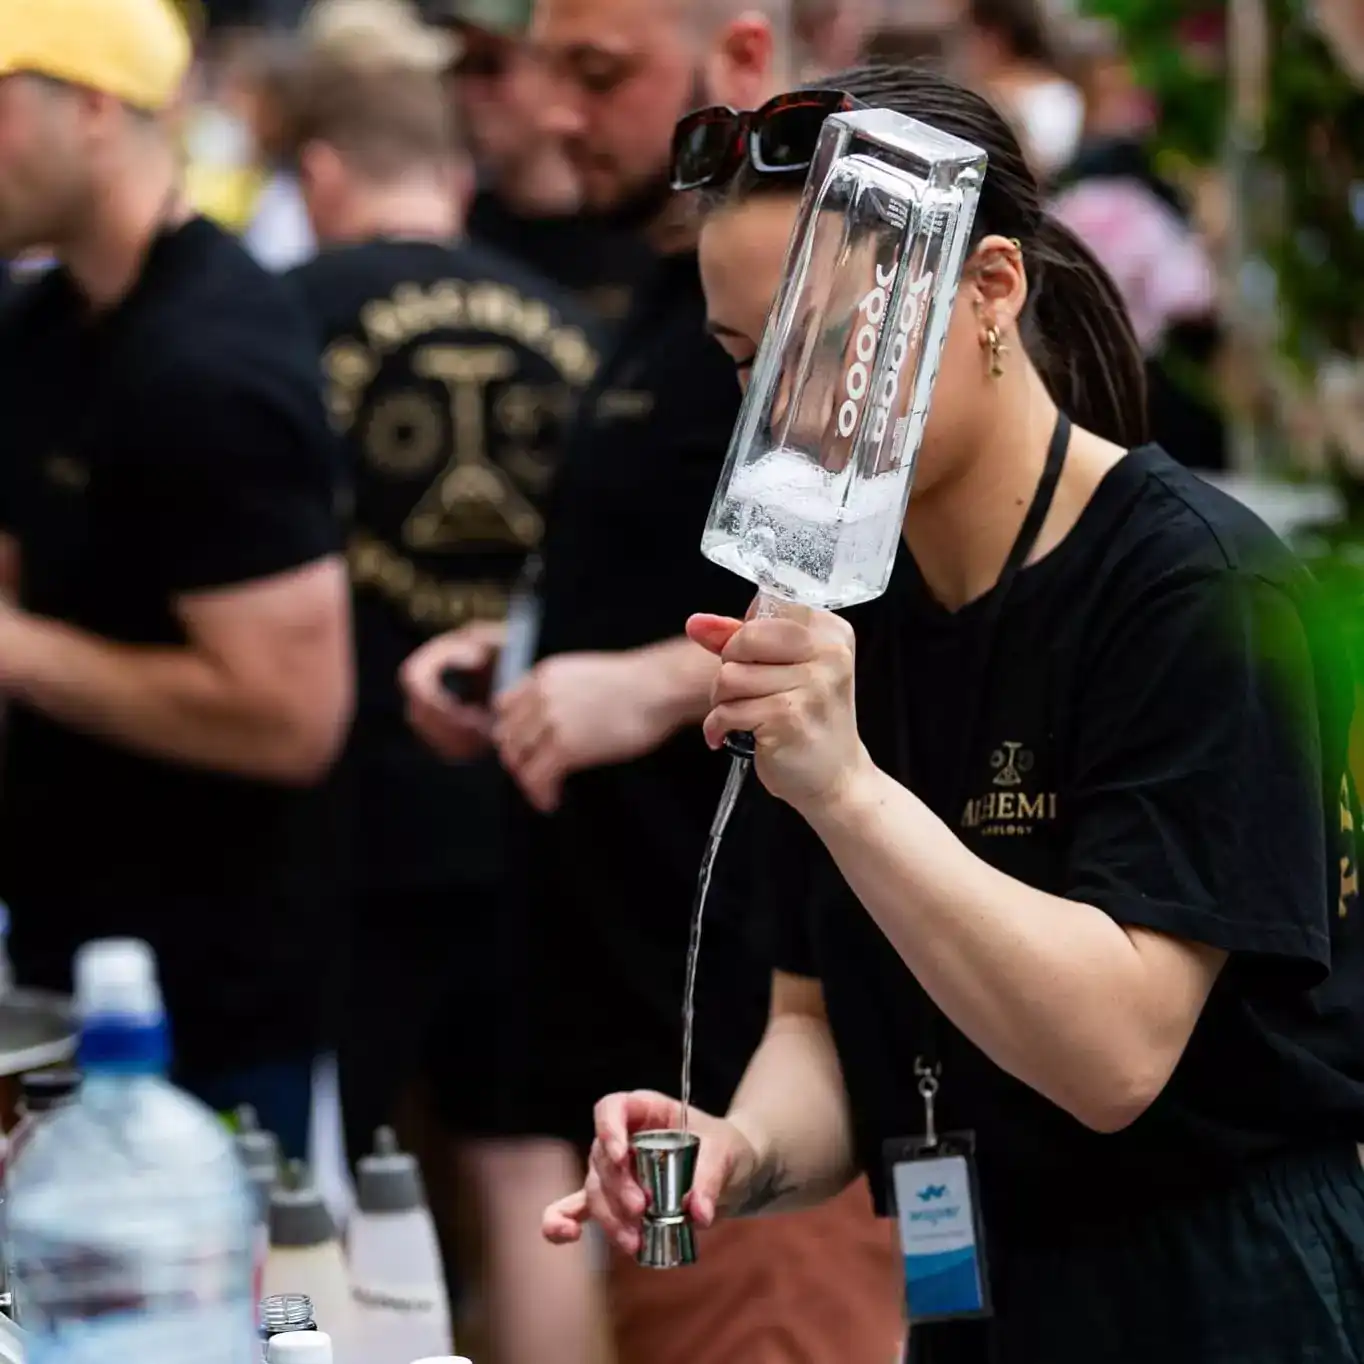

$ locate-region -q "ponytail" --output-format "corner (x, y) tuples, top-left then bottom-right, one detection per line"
(1025, 215), (1149, 450)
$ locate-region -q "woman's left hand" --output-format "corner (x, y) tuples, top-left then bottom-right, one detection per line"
(686, 609), (870, 814)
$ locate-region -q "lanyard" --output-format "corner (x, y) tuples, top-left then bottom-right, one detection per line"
(892, 412), (1071, 1142)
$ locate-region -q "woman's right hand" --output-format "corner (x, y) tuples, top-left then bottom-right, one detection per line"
(400, 620), (505, 762)
(542, 1090), (763, 1255)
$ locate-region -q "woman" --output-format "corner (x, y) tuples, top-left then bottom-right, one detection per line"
(543, 65), (1364, 1364)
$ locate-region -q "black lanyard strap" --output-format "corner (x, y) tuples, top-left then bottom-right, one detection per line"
(893, 412), (1072, 1088)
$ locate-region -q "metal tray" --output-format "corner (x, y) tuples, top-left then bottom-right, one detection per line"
(0, 989), (76, 1078)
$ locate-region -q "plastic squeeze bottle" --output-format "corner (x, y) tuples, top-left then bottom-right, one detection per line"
(349, 1128), (453, 1364)
(263, 1161), (357, 1362)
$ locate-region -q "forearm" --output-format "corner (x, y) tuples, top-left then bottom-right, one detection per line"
(630, 635), (721, 732)
(0, 612), (329, 782)
(723, 1009), (859, 1217)
(805, 764), (1205, 1132)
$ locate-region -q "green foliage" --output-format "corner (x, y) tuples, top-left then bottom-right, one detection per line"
(1083, 0), (1364, 467)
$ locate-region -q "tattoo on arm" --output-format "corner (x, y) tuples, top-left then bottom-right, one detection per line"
(730, 1158), (799, 1217)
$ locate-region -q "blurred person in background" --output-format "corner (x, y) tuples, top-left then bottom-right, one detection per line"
(951, 0), (1082, 181)
(278, 17), (599, 1328)
(429, 0), (653, 329)
(403, 1), (903, 1362)
(0, 0), (352, 1155)
(791, 0), (880, 79)
(1050, 20), (1226, 471)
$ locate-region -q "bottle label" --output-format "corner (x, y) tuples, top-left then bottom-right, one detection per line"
(26, 1300), (258, 1364)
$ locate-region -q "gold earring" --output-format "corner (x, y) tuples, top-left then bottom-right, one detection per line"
(986, 325), (1007, 379)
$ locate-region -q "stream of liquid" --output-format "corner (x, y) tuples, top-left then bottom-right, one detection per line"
(679, 753), (753, 1133)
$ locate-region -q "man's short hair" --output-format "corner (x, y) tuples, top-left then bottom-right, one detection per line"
(280, 54), (461, 179)
(274, 11), (462, 182)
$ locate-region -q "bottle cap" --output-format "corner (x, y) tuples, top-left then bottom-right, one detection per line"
(19, 1068), (82, 1114)
(269, 1161), (339, 1248)
(235, 1104), (282, 1177)
(356, 1126), (426, 1214)
(74, 939), (162, 1022)
(266, 1329), (334, 1363)
(262, 1293), (315, 1334)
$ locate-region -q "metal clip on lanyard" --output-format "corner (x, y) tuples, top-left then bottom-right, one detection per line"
(904, 412), (1072, 1146)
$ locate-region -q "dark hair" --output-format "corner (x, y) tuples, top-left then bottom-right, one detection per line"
(716, 64), (1147, 448)
(966, 0), (1058, 70)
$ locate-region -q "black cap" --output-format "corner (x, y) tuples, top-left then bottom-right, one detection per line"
(19, 1069), (82, 1114)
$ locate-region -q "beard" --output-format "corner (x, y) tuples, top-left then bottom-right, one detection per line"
(589, 68), (714, 234)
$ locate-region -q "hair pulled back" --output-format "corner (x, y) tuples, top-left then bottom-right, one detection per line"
(720, 64), (1148, 448)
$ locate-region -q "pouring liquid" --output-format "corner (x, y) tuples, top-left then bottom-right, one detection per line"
(679, 754), (752, 1133)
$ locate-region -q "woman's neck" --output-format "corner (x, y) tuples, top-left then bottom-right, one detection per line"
(902, 371), (1126, 611)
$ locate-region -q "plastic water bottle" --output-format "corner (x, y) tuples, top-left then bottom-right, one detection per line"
(349, 1128), (452, 1364)
(6, 938), (258, 1363)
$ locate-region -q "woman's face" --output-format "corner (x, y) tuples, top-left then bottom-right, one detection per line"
(698, 194), (999, 498)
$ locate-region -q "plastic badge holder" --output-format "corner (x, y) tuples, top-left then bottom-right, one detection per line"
(701, 108), (986, 610)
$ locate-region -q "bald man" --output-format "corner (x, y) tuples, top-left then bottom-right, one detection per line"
(403, 1), (902, 1362)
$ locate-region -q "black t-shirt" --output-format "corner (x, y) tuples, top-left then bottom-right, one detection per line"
(0, 218), (345, 1073)
(467, 191), (653, 332)
(514, 252), (770, 1125)
(758, 445), (1364, 1243)
(288, 237), (600, 891)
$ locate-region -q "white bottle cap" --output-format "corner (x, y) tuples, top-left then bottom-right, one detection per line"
(266, 1330), (334, 1364)
(408, 1358), (474, 1363)
(74, 939), (163, 1022)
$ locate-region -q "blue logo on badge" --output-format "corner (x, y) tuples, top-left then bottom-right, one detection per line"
(916, 1184), (948, 1202)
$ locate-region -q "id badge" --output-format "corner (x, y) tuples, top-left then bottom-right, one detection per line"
(493, 585), (542, 694)
(885, 1131), (992, 1324)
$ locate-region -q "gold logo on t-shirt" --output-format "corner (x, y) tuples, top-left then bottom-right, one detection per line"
(961, 740), (1056, 837)
(990, 741), (1034, 787)
(323, 276), (598, 628)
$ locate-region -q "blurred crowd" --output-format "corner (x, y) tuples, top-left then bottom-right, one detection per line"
(0, 0), (1249, 1362)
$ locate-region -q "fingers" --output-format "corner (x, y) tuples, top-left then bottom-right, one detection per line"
(712, 661), (806, 705)
(511, 744), (565, 814)
(688, 1137), (732, 1229)
(686, 613), (744, 656)
(594, 1089), (681, 1159)
(719, 615), (852, 666)
(542, 1188), (589, 1244)
(702, 700), (778, 751)
(404, 693), (491, 762)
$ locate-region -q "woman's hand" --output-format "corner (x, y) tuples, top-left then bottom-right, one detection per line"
(687, 609), (871, 814)
(541, 1090), (764, 1255)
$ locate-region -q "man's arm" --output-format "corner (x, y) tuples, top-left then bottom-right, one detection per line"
(0, 557), (353, 783)
(722, 971), (860, 1218)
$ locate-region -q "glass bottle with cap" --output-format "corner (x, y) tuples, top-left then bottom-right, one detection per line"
(263, 1161), (356, 1360)
(350, 1127), (452, 1364)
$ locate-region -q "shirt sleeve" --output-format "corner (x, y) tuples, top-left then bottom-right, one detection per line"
(1063, 568), (1335, 981)
(127, 352), (345, 595)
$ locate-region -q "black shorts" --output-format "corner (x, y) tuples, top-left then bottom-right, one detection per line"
(907, 1143), (1364, 1364)
(337, 882), (506, 1163)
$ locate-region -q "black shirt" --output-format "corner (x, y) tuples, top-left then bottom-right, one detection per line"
(0, 217), (344, 1073)
(468, 191), (653, 332)
(516, 252), (770, 1126)
(759, 445), (1364, 1242)
(288, 237), (599, 891)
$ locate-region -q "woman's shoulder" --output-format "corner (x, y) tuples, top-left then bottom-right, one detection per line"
(1075, 444), (1313, 605)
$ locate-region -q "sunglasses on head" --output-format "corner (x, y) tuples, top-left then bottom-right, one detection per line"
(670, 89), (863, 193)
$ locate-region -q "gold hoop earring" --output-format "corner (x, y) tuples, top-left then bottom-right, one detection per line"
(986, 326), (1007, 379)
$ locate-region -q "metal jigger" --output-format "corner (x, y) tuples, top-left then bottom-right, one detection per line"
(631, 1129), (700, 1269)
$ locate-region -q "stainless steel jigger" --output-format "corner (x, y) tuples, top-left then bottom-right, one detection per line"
(631, 1129), (700, 1268)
